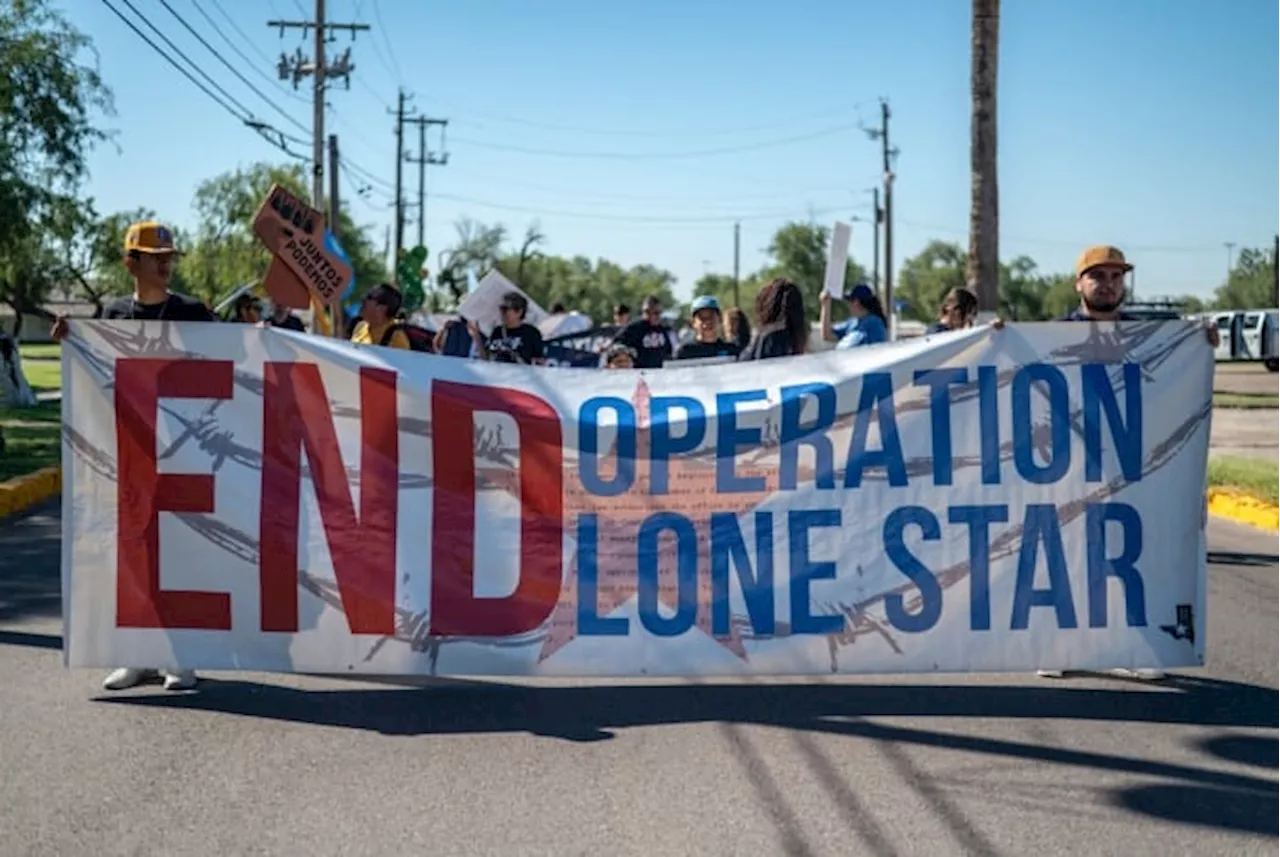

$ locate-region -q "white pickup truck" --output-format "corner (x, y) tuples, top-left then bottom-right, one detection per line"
(1200, 309), (1279, 371)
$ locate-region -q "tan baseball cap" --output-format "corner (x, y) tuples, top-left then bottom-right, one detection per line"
(1075, 245), (1133, 277)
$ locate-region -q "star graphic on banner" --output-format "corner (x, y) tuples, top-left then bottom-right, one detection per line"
(535, 379), (793, 663)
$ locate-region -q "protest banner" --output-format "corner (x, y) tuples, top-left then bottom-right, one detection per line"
(61, 320), (1212, 677)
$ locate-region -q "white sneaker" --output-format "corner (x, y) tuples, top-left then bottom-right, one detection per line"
(1110, 668), (1166, 681)
(162, 670), (198, 691)
(102, 668), (157, 690)
(1036, 670), (1065, 678)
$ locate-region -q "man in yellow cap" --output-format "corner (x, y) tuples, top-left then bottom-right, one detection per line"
(1038, 245), (1216, 683)
(51, 220), (215, 691)
(98, 221), (214, 321)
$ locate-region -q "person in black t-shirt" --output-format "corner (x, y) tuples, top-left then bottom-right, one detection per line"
(50, 219), (214, 693)
(265, 301), (306, 331)
(739, 277), (808, 361)
(675, 295), (739, 361)
(612, 294), (674, 368)
(485, 291), (545, 364)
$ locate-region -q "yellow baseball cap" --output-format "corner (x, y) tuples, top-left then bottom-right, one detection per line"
(124, 221), (179, 255)
(1075, 245), (1132, 277)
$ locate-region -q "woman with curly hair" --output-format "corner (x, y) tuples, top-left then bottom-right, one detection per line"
(739, 277), (809, 360)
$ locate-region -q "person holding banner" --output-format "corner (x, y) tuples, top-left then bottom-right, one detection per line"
(485, 291), (545, 365)
(927, 287), (979, 333)
(611, 295), (674, 368)
(265, 301), (305, 332)
(819, 283), (888, 349)
(51, 220), (214, 691)
(675, 295), (740, 361)
(739, 277), (809, 360)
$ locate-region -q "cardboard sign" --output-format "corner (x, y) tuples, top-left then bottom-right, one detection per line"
(823, 221), (852, 299)
(252, 184), (352, 305)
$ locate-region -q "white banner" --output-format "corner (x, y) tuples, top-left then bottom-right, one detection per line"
(61, 320), (1213, 677)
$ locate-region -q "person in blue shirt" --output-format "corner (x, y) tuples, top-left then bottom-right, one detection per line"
(820, 283), (889, 349)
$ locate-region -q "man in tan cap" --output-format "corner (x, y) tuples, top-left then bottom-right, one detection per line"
(51, 220), (215, 691)
(1038, 245), (1216, 683)
(1059, 244), (1219, 349)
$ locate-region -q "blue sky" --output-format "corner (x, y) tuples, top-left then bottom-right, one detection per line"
(74, 0), (1277, 303)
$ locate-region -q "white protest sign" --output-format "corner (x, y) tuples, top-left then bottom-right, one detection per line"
(824, 221), (853, 299)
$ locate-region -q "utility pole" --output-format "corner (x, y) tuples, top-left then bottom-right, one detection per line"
(864, 100), (897, 337)
(268, 3), (368, 210)
(405, 115), (450, 249)
(1273, 233), (1279, 309)
(871, 187), (882, 293)
(1224, 241), (1237, 285)
(732, 221), (741, 308)
(327, 133), (342, 337)
(390, 89), (409, 260)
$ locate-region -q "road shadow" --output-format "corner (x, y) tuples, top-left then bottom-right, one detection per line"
(0, 500), (61, 623)
(1206, 551), (1279, 569)
(97, 673), (1278, 834)
(0, 629), (60, 650)
(1197, 733), (1279, 769)
(1113, 784), (1277, 836)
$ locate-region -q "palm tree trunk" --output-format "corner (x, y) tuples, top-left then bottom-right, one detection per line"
(967, 0), (1000, 314)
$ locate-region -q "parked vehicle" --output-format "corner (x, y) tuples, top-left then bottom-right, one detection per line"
(1204, 309), (1279, 371)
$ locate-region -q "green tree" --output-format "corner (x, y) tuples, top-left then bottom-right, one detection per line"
(754, 221), (865, 321)
(895, 241), (967, 322)
(435, 218), (509, 309)
(178, 162), (386, 307)
(1213, 245), (1276, 309)
(57, 205), (155, 314)
(0, 0), (112, 327)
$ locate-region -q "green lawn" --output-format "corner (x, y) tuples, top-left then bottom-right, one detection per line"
(1207, 456), (1279, 505)
(1213, 392), (1279, 409)
(17, 359), (60, 392)
(17, 342), (60, 361)
(0, 400), (61, 483)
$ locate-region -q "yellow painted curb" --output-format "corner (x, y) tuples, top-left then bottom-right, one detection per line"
(1206, 487), (1279, 533)
(0, 466), (61, 522)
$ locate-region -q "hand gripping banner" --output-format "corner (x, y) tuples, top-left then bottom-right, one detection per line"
(61, 320), (1212, 677)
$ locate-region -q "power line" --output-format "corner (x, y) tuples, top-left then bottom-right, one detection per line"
(191, 0), (309, 104)
(368, 0), (404, 83)
(448, 124), (862, 160)
(110, 0), (259, 120)
(437, 165), (861, 207)
(156, 0), (309, 134)
(424, 193), (851, 224)
(429, 101), (879, 139)
(98, 0), (307, 160)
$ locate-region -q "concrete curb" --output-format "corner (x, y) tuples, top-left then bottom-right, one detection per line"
(0, 466), (61, 522)
(1206, 487), (1279, 533)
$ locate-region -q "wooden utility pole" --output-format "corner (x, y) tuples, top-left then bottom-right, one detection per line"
(732, 222), (741, 308)
(967, 0), (1001, 315)
(405, 115), (450, 249)
(328, 133), (343, 337)
(268, 3), (368, 210)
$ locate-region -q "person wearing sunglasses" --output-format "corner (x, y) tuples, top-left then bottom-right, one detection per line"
(485, 291), (545, 365)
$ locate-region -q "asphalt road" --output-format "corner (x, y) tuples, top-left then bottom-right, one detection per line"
(0, 502), (1275, 857)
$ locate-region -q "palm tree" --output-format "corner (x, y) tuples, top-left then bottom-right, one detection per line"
(966, 0), (1000, 314)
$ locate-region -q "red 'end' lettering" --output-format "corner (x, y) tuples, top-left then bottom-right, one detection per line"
(115, 358), (235, 629)
(259, 363), (398, 635)
(430, 381), (564, 637)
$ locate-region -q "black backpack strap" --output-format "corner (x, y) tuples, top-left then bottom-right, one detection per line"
(380, 323), (401, 347)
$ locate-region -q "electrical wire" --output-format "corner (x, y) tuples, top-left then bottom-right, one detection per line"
(448, 123), (862, 160)
(99, 0), (307, 160)
(435, 101), (878, 140)
(191, 0), (309, 104)
(157, 0), (310, 134)
(423, 193), (850, 224)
